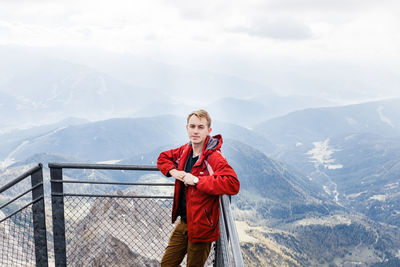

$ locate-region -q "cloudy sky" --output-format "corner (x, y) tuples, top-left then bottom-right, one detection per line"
(1, 0), (400, 101)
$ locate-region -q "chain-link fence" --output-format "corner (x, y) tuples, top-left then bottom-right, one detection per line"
(0, 203), (36, 266)
(0, 164), (48, 267)
(61, 195), (215, 266)
(1, 163), (242, 266)
(49, 162), (246, 267)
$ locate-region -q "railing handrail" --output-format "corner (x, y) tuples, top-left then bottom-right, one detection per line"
(48, 162), (158, 171)
(0, 163), (43, 194)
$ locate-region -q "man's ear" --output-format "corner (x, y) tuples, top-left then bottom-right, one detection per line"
(208, 127), (212, 134)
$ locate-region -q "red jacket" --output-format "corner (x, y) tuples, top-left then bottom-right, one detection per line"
(157, 134), (240, 243)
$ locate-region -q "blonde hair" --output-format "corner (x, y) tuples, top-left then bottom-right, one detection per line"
(187, 109), (212, 128)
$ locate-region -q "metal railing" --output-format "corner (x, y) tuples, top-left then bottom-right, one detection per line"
(50, 162), (174, 266)
(49, 162), (244, 267)
(1, 162), (244, 266)
(0, 164), (48, 267)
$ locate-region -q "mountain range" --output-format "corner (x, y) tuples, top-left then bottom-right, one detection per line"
(0, 45), (339, 129)
(0, 115), (275, 167)
(1, 97), (400, 266)
(251, 99), (400, 231)
(254, 98), (400, 146)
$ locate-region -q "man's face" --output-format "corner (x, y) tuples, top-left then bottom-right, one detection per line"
(186, 115), (212, 145)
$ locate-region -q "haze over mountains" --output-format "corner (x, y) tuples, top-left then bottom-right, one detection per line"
(255, 98), (400, 145)
(0, 45), (340, 129)
(1, 46), (400, 266)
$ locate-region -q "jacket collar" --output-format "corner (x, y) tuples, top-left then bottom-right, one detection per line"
(186, 135), (222, 167)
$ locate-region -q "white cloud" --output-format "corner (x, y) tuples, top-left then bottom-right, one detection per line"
(1, 0), (399, 58)
(0, 0), (399, 100)
(228, 17), (313, 40)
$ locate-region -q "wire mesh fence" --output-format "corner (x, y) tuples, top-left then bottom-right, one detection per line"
(1, 163), (241, 266)
(62, 195), (216, 267)
(0, 202), (36, 266)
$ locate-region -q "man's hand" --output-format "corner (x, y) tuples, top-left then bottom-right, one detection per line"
(183, 173), (198, 186)
(169, 169), (186, 182)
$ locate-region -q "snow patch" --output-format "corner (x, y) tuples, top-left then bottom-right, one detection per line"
(370, 194), (387, 202)
(377, 106), (394, 127)
(346, 191), (367, 199)
(327, 164), (343, 170)
(37, 127), (66, 140)
(323, 185), (330, 195)
(306, 138), (343, 170)
(293, 215), (352, 227)
(322, 185), (340, 202)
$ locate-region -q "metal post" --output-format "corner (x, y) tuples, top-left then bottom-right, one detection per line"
(221, 195), (244, 267)
(215, 197), (231, 267)
(50, 167), (67, 267)
(31, 164), (49, 267)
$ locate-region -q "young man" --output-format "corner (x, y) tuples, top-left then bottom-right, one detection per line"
(157, 109), (240, 267)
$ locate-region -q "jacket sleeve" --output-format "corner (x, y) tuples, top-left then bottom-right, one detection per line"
(196, 152), (240, 195)
(157, 145), (185, 177)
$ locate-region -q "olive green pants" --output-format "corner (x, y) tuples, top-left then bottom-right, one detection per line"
(161, 220), (211, 267)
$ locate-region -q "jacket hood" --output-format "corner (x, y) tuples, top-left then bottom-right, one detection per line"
(200, 134), (223, 160)
(205, 134), (222, 151)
